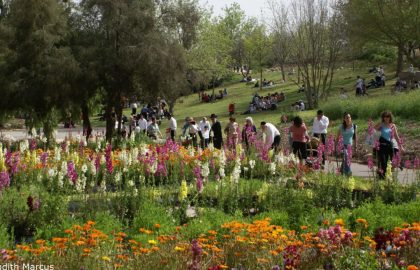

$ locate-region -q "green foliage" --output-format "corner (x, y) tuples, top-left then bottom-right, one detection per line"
(254, 210), (289, 227)
(0, 186), (67, 242)
(331, 247), (380, 270)
(181, 208), (242, 239)
(322, 91), (420, 121)
(132, 199), (177, 235)
(359, 43), (397, 63)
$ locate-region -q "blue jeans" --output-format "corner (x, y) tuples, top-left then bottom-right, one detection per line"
(341, 145), (352, 176)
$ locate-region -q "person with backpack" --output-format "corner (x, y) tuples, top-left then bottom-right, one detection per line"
(374, 111), (404, 179)
(337, 112), (357, 176)
(289, 116), (310, 162)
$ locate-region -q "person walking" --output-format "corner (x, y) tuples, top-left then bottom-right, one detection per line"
(198, 117), (210, 148)
(289, 116), (310, 162)
(167, 113), (177, 141)
(242, 117), (257, 150)
(188, 120), (199, 147)
(337, 112), (357, 176)
(210, 114), (223, 149)
(224, 117), (239, 148)
(312, 110), (329, 165)
(137, 114), (148, 134)
(260, 122), (281, 153)
(374, 111), (403, 179)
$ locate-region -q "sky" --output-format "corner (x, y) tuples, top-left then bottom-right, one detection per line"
(199, 0), (270, 19)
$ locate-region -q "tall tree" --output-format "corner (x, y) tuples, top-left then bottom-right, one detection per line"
(290, 0), (344, 108)
(245, 24), (271, 91)
(82, 0), (155, 141)
(343, 0), (420, 74)
(3, 0), (79, 143)
(269, 1), (292, 82)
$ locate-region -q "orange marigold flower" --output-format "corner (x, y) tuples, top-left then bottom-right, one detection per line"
(407, 266), (419, 270)
(35, 240), (46, 245)
(334, 219), (345, 226)
(323, 220), (330, 226)
(218, 265), (229, 269)
(154, 224), (161, 229)
(117, 232), (127, 238)
(356, 218), (368, 225)
(76, 240), (86, 246)
(300, 226), (308, 230)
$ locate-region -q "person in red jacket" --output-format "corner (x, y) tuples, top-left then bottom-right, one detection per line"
(228, 103), (235, 116)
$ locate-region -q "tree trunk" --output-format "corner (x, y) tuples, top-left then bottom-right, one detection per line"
(81, 102), (92, 142)
(280, 63), (286, 82)
(168, 100), (175, 114)
(396, 44), (404, 77)
(105, 103), (114, 143)
(115, 95), (123, 139)
(297, 66), (301, 84)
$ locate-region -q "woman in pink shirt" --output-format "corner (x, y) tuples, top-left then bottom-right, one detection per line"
(289, 116), (310, 161)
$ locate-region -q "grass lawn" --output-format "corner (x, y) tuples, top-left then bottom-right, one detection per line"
(88, 61), (420, 157)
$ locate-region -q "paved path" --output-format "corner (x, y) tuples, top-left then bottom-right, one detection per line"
(325, 161), (417, 185)
(0, 127), (105, 141)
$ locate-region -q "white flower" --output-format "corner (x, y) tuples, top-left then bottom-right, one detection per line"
(57, 172), (64, 188)
(100, 155), (106, 165)
(90, 160), (97, 175)
(40, 136), (47, 143)
(127, 180), (135, 187)
(219, 167), (225, 178)
(249, 159), (256, 169)
(270, 162), (276, 175)
(115, 172), (121, 183)
(48, 168), (57, 178)
(54, 147), (61, 161)
(61, 161), (67, 174)
(150, 161), (158, 174)
(81, 164), (88, 174)
(243, 167), (249, 172)
(201, 162), (210, 178)
(131, 148), (139, 164)
(100, 179), (107, 192)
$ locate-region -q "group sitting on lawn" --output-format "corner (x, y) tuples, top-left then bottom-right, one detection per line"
(242, 92), (285, 114)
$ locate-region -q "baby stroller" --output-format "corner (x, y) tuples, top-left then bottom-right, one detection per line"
(305, 137), (320, 167)
(366, 79), (381, 89)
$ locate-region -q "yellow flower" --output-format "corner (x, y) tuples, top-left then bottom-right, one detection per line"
(179, 180), (188, 201)
(174, 246), (185, 251)
(347, 177), (355, 191)
(385, 160), (393, 181)
(102, 256), (111, 262)
(148, 240), (157, 245)
(335, 219), (345, 226)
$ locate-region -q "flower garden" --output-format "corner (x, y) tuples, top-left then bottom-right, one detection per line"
(0, 135), (419, 269)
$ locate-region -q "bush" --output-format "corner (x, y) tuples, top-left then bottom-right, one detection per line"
(0, 186), (67, 242)
(131, 199), (177, 236)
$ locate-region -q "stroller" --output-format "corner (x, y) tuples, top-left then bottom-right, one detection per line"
(366, 79), (381, 89)
(305, 137), (320, 167)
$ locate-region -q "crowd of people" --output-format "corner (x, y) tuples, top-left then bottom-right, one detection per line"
(200, 89), (228, 103)
(242, 92), (285, 114)
(137, 107), (404, 180)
